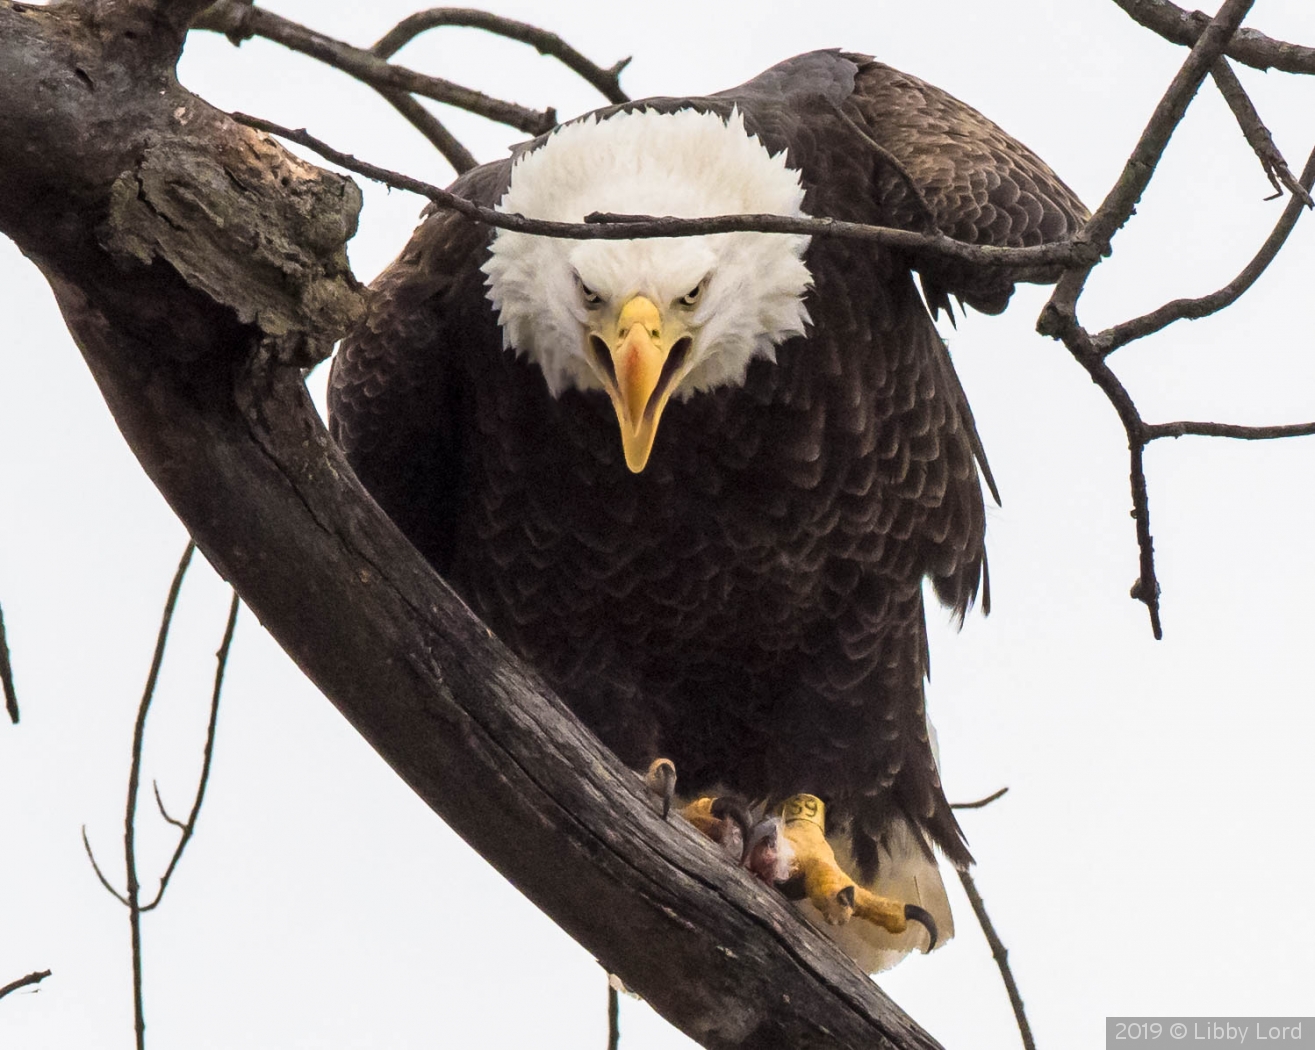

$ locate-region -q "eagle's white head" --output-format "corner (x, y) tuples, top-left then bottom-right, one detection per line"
(482, 107), (813, 472)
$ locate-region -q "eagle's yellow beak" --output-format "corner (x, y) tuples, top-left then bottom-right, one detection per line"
(591, 295), (690, 473)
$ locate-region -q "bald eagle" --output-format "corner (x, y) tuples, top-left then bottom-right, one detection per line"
(329, 50), (1086, 971)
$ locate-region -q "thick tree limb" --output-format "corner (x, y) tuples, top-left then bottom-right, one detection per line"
(0, 5), (941, 1047)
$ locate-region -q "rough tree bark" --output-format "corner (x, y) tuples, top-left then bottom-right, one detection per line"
(0, 2), (943, 1047)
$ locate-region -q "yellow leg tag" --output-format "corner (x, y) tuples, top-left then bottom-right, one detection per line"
(780, 793), (826, 830)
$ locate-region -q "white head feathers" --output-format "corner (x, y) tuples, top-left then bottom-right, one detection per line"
(482, 107), (813, 398)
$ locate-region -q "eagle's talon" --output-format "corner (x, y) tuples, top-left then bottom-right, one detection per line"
(644, 758), (677, 819)
(709, 796), (754, 862)
(902, 903), (938, 951)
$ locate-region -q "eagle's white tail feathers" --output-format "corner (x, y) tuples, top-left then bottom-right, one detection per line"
(796, 816), (954, 974)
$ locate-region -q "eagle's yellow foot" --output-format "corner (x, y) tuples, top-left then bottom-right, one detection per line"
(778, 794), (938, 948)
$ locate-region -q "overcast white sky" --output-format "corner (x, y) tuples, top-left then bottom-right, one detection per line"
(2, 2), (1314, 1048)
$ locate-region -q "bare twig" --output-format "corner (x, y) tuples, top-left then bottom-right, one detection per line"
(1110, 0), (1315, 75)
(957, 869), (1035, 1050)
(0, 969), (51, 1002)
(1045, 0), (1256, 322)
(607, 978), (620, 1050)
(192, 2), (556, 134)
(123, 541), (196, 1050)
(0, 600), (18, 724)
(142, 589), (240, 912)
(1147, 420), (1315, 441)
(1039, 0), (1257, 639)
(1210, 59), (1313, 206)
(1096, 144), (1315, 355)
(230, 112), (1088, 274)
(950, 787), (1010, 810)
(371, 9), (630, 105)
(151, 782), (187, 829)
(377, 90), (478, 173)
(82, 826), (131, 907)
(81, 548), (240, 1049)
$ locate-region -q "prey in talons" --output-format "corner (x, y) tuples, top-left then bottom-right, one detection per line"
(643, 759), (792, 883)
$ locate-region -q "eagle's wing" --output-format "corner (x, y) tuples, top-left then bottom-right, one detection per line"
(848, 58), (1090, 316)
(328, 161), (510, 574)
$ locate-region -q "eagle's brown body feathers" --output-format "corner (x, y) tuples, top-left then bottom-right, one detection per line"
(329, 52), (1086, 881)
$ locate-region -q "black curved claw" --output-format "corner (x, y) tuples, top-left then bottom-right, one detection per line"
(710, 796), (754, 862)
(903, 903), (938, 951)
(644, 759), (677, 819)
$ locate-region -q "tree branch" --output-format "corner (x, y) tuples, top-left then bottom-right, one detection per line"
(1045, 0), (1256, 323)
(0, 600), (18, 724)
(191, 2), (556, 134)
(957, 870), (1035, 1050)
(370, 8), (630, 105)
(1038, 0), (1257, 639)
(377, 89), (478, 173)
(142, 588), (240, 912)
(1110, 0), (1315, 75)
(123, 541), (196, 1050)
(1210, 59), (1313, 206)
(1095, 143), (1315, 355)
(231, 112), (1090, 275)
(1147, 420), (1315, 441)
(0, 6), (946, 1047)
(950, 787), (1009, 810)
(0, 969), (51, 1002)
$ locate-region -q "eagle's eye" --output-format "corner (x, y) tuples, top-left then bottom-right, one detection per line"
(680, 281), (706, 308)
(578, 278), (602, 308)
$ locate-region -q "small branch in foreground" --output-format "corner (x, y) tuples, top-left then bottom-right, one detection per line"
(957, 869), (1035, 1050)
(370, 9), (631, 105)
(0, 600), (18, 724)
(230, 113), (1088, 273)
(950, 787), (1009, 810)
(1210, 59), (1314, 206)
(193, 2), (556, 134)
(0, 969), (51, 1002)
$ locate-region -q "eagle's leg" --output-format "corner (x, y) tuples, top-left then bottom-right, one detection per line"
(779, 794), (938, 948)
